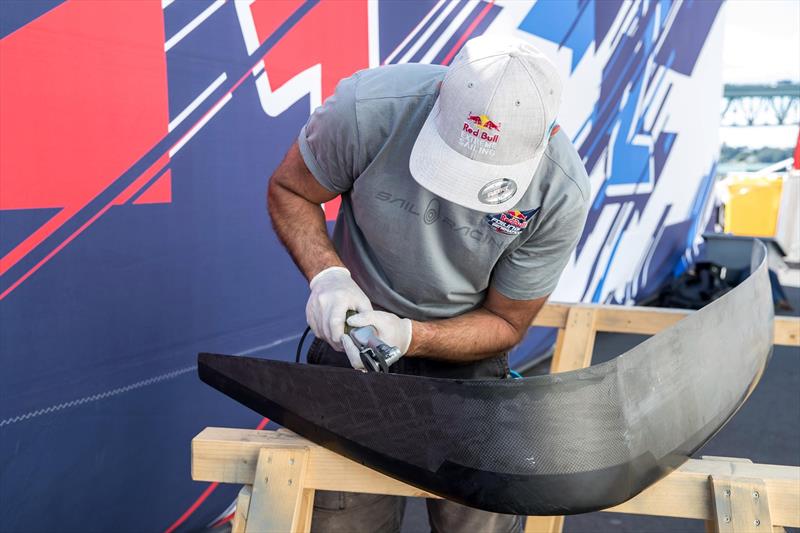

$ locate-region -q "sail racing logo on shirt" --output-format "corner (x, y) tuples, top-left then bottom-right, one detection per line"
(460, 113), (500, 157)
(485, 208), (540, 235)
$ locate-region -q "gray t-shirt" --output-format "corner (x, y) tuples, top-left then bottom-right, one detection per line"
(298, 64), (589, 321)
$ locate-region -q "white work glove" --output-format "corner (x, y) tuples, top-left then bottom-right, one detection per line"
(306, 267), (372, 351)
(341, 310), (413, 371)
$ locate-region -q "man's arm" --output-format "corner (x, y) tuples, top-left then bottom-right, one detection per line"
(267, 142), (344, 281)
(269, 142), (373, 351)
(407, 287), (547, 361)
(269, 142), (549, 362)
(266, 143), (547, 360)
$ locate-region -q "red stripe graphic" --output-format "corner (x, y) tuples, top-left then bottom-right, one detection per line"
(440, 0), (495, 66)
(0, 0), (170, 278)
(0, 0), (347, 298)
(250, 0), (369, 101)
(0, 155), (169, 300)
(247, 0), (370, 222)
(163, 482), (220, 533)
(163, 418), (270, 533)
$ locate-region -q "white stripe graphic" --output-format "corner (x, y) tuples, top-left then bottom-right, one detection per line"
(397, 0), (460, 64)
(0, 366), (197, 427)
(383, 0), (446, 64)
(169, 93), (232, 156)
(367, 0), (381, 68)
(419, 0), (479, 64)
(254, 65), (322, 116)
(168, 72), (228, 132)
(162, 0), (176, 9)
(164, 0), (226, 52)
(0, 336), (302, 427)
(234, 0), (260, 55)
(238, 333), (303, 356)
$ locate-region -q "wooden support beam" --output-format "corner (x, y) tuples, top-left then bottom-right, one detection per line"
(549, 307), (598, 373)
(529, 307), (598, 532)
(524, 515), (563, 533)
(192, 428), (435, 498)
(552, 328), (565, 363)
(531, 303), (570, 329)
(192, 428), (800, 527)
(774, 317), (799, 346)
(532, 303), (800, 346)
(245, 446), (310, 533)
(296, 489), (315, 533)
(231, 485), (251, 533)
(607, 459), (799, 526)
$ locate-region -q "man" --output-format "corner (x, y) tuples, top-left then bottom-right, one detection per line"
(268, 35), (589, 533)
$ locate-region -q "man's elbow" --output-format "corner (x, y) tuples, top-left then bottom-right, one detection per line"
(266, 173), (285, 214)
(496, 319), (528, 353)
(507, 326), (528, 352)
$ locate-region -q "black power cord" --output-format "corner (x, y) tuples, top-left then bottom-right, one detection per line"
(295, 326), (312, 363)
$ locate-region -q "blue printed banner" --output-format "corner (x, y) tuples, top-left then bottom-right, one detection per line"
(0, 1), (723, 530)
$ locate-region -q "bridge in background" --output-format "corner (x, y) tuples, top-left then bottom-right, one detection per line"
(722, 82), (800, 127)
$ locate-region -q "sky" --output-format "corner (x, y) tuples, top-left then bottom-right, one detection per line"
(719, 0), (800, 148)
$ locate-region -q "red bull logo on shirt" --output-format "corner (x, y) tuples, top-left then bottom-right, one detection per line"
(485, 207), (540, 235)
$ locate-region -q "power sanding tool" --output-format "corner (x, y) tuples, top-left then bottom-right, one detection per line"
(345, 310), (402, 373)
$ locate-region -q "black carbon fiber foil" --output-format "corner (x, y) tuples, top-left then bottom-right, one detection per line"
(198, 241), (772, 515)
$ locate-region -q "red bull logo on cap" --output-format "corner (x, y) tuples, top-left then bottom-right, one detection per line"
(466, 113), (501, 132)
(460, 112), (501, 156)
(485, 207), (540, 235)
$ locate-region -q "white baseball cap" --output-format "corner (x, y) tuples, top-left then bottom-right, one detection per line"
(409, 35), (562, 213)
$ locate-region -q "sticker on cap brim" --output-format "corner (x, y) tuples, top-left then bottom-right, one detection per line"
(478, 178), (517, 205)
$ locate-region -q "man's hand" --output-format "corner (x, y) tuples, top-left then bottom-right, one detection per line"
(341, 310), (412, 370)
(306, 267), (372, 351)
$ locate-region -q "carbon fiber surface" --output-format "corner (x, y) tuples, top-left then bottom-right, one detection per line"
(198, 240), (772, 515)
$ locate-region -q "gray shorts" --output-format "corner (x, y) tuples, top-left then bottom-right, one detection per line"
(305, 339), (522, 533)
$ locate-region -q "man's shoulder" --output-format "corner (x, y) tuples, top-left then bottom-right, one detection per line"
(538, 129), (590, 205)
(349, 65), (444, 160)
(352, 64), (446, 102)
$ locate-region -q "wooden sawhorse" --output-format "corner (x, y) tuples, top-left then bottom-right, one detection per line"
(191, 427), (800, 532)
(192, 302), (800, 532)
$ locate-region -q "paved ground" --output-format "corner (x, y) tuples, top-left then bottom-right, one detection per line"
(400, 286), (800, 533)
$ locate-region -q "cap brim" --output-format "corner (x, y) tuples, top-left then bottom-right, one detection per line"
(409, 99), (545, 213)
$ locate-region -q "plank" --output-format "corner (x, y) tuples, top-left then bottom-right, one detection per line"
(553, 328), (565, 363)
(595, 306), (685, 335)
(192, 428), (435, 498)
(532, 303), (799, 346)
(535, 307), (599, 532)
(532, 303), (570, 328)
(231, 485), (251, 533)
(245, 446), (309, 533)
(192, 428), (800, 527)
(524, 515), (563, 533)
(550, 307), (597, 373)
(703, 456), (754, 464)
(610, 460), (799, 526)
(295, 489), (315, 533)
(774, 317), (800, 346)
